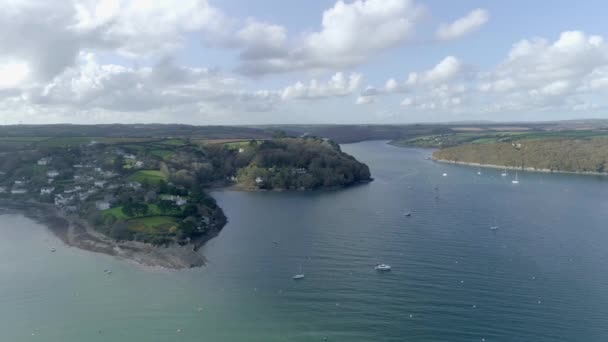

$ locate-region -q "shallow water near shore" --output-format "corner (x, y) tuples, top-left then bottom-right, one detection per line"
(1, 141), (608, 341)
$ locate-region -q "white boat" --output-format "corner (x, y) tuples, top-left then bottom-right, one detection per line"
(490, 226), (499, 230)
(512, 172), (520, 184)
(442, 173), (448, 177)
(404, 212), (412, 217)
(293, 265), (304, 280)
(50, 247), (56, 252)
(375, 264), (392, 271)
(501, 167), (508, 177)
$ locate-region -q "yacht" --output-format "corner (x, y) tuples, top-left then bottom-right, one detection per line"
(442, 173), (448, 177)
(375, 264), (392, 271)
(501, 167), (508, 177)
(404, 212), (412, 217)
(293, 265), (305, 280)
(490, 226), (499, 230)
(512, 172), (520, 184)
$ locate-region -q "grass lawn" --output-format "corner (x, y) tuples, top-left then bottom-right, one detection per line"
(149, 149), (174, 160)
(128, 216), (178, 235)
(159, 139), (187, 146)
(129, 170), (167, 184)
(103, 204), (181, 220)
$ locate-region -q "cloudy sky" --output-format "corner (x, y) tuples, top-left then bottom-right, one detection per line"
(1, 0), (607, 125)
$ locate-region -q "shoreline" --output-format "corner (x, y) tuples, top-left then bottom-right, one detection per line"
(0, 199), (215, 270)
(432, 157), (608, 176)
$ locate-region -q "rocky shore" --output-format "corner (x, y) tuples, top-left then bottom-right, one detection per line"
(0, 199), (216, 269)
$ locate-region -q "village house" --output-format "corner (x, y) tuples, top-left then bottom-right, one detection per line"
(96, 201), (111, 210)
(94, 180), (107, 188)
(37, 157), (51, 166)
(134, 160), (144, 168)
(124, 154), (136, 160)
(160, 195), (188, 206)
(127, 181), (142, 190)
(47, 170), (60, 178)
(255, 176), (264, 185)
(40, 187), (55, 195)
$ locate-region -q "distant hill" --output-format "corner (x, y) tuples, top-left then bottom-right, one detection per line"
(432, 134), (608, 174)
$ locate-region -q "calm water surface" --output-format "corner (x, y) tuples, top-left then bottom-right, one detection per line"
(1, 141), (608, 341)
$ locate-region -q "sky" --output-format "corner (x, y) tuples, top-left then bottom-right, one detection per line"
(0, 0), (607, 125)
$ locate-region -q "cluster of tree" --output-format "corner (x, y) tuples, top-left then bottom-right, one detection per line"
(433, 137), (608, 173)
(234, 138), (371, 190)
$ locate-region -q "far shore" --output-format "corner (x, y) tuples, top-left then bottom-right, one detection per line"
(432, 157), (608, 177)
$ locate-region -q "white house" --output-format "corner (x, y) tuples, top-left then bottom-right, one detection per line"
(238, 147), (245, 153)
(124, 154), (136, 160)
(95, 201), (111, 210)
(255, 176), (264, 184)
(47, 170), (60, 178)
(94, 180), (107, 188)
(40, 187), (55, 195)
(37, 157), (51, 166)
(134, 160), (144, 168)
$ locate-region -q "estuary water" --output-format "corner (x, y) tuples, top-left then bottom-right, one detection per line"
(1, 141), (608, 341)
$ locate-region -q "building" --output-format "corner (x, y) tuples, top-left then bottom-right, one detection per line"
(95, 201), (111, 210)
(40, 187), (55, 195)
(47, 170), (60, 178)
(94, 180), (107, 188)
(37, 157), (51, 166)
(134, 161), (144, 168)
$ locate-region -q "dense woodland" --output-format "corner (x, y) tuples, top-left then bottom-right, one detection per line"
(433, 137), (608, 173)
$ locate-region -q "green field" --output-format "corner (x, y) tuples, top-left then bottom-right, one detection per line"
(128, 170), (167, 184)
(149, 149), (174, 160)
(159, 139), (187, 146)
(103, 204), (180, 220)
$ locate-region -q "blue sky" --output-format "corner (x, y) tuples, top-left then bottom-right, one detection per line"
(0, 0), (607, 124)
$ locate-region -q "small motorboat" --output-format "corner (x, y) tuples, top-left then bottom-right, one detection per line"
(404, 212), (412, 217)
(442, 173), (448, 177)
(375, 264), (392, 271)
(490, 226), (499, 230)
(50, 247), (56, 252)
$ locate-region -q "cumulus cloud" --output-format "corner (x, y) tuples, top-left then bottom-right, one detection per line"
(236, 0), (425, 76)
(357, 56), (468, 106)
(436, 9), (488, 41)
(24, 53), (280, 113)
(281, 72), (363, 101)
(480, 31), (608, 110)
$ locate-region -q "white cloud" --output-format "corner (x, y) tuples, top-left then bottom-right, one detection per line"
(236, 0), (425, 76)
(24, 53), (279, 113)
(436, 8), (488, 41)
(281, 72), (363, 100)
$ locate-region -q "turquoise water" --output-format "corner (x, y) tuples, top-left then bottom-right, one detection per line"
(1, 141), (608, 341)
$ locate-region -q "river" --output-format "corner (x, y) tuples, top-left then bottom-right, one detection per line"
(1, 141), (607, 341)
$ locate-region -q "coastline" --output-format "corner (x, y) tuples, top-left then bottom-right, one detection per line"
(432, 157), (608, 176)
(0, 199), (216, 270)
